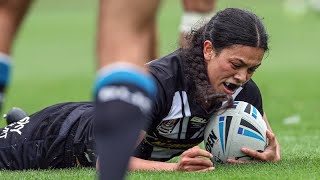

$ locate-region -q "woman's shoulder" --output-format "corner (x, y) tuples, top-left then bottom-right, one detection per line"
(148, 49), (182, 71)
(147, 49), (184, 87)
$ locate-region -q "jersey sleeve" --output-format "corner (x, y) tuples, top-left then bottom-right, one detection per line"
(142, 75), (167, 131)
(143, 52), (182, 131)
(235, 79), (264, 115)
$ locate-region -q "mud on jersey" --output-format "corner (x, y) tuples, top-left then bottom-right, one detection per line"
(134, 50), (264, 161)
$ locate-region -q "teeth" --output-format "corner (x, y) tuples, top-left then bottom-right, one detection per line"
(224, 82), (239, 91)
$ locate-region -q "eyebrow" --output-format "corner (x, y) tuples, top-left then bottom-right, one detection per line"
(235, 58), (261, 68)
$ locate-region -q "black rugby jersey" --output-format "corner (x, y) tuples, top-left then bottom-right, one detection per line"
(0, 102), (95, 169)
(134, 50), (263, 161)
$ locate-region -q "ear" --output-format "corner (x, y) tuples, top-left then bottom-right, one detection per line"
(203, 40), (214, 63)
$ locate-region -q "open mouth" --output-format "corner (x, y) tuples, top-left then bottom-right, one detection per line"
(223, 82), (240, 92)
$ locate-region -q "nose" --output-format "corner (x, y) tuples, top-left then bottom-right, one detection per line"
(234, 69), (249, 83)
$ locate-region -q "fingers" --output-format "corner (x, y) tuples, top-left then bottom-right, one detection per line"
(180, 156), (213, 167)
(226, 131), (280, 164)
(196, 166), (215, 172)
(241, 145), (280, 162)
(177, 146), (214, 171)
(181, 165), (215, 171)
(238, 130), (276, 161)
(227, 159), (250, 164)
(227, 159), (260, 164)
(266, 129), (276, 144)
(182, 146), (213, 159)
(178, 158), (214, 171)
(241, 148), (266, 161)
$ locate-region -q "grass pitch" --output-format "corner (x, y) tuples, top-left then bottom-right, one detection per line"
(1, 0), (320, 179)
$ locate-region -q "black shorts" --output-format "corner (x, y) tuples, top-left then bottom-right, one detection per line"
(0, 102), (93, 170)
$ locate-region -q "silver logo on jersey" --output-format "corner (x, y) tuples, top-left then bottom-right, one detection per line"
(189, 117), (208, 124)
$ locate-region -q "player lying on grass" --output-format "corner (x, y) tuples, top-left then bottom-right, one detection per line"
(0, 8), (280, 171)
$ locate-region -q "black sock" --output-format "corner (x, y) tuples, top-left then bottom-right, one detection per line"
(94, 66), (156, 180)
(94, 84), (152, 180)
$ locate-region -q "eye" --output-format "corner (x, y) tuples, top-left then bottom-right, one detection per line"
(248, 67), (257, 74)
(231, 62), (241, 69)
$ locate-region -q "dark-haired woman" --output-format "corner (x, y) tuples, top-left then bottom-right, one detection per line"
(130, 7), (280, 171)
(0, 8), (280, 171)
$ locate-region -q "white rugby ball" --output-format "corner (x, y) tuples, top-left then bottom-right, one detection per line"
(204, 101), (267, 163)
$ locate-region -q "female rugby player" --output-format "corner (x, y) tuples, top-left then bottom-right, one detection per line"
(0, 8), (280, 171)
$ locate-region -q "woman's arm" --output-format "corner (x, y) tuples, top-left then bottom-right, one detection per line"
(128, 146), (215, 171)
(97, 133), (215, 171)
(128, 157), (176, 171)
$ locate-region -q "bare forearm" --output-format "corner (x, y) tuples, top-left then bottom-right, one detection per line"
(128, 157), (177, 171)
(128, 146), (214, 171)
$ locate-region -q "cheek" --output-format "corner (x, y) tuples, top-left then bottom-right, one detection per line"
(213, 62), (232, 79)
(207, 61), (224, 81)
(220, 61), (232, 71)
(205, 65), (215, 85)
(207, 67), (224, 89)
(247, 73), (254, 80)
(207, 70), (215, 85)
(220, 62), (238, 78)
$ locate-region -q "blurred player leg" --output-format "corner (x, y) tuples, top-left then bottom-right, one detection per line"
(0, 53), (10, 112)
(308, 0), (320, 12)
(179, 0), (216, 47)
(284, 0), (308, 16)
(94, 0), (160, 179)
(0, 0), (33, 113)
(148, 21), (158, 61)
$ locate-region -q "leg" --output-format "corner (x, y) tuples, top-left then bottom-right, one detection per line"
(94, 0), (160, 179)
(148, 21), (158, 61)
(0, 0), (33, 112)
(179, 0), (216, 47)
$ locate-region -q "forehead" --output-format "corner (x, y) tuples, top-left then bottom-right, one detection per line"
(219, 45), (265, 65)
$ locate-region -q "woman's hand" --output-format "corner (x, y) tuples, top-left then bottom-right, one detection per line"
(227, 129), (281, 164)
(175, 146), (215, 171)
(128, 146), (214, 171)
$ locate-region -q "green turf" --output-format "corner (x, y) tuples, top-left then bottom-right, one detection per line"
(1, 0), (320, 179)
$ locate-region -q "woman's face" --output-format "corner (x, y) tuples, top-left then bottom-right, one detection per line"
(203, 40), (265, 95)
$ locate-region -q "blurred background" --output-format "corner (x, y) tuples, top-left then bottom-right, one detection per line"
(1, 0), (319, 178)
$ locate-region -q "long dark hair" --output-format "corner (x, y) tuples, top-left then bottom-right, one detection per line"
(180, 8), (269, 114)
